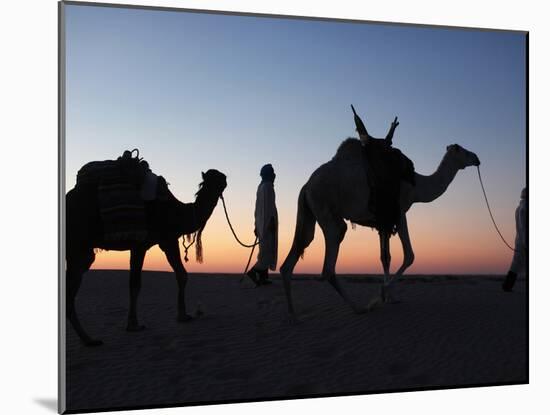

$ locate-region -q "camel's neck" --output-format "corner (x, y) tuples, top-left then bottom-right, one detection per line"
(193, 187), (220, 230)
(413, 154), (461, 203)
(177, 186), (220, 234)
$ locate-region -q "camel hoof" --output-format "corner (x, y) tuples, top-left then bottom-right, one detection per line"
(85, 339), (104, 347)
(178, 314), (193, 323)
(126, 324), (146, 332)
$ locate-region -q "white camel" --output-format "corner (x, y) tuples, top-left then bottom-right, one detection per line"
(279, 138), (480, 319)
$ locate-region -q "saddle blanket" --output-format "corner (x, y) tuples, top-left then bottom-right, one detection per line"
(76, 159), (159, 241)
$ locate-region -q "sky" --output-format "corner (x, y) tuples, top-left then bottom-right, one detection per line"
(64, 4), (526, 275)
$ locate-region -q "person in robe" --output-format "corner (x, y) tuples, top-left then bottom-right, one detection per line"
(502, 187), (527, 292)
(246, 164), (278, 286)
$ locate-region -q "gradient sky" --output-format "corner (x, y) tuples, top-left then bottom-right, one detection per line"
(64, 4), (526, 275)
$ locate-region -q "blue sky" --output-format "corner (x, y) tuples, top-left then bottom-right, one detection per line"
(64, 4), (526, 274)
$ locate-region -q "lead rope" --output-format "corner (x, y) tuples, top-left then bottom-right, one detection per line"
(220, 195), (261, 248)
(476, 166), (518, 252)
(220, 195), (263, 282)
(239, 237), (259, 283)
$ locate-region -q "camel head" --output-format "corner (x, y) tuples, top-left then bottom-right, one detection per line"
(199, 169), (227, 197)
(446, 144), (480, 169)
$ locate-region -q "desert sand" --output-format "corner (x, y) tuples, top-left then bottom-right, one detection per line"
(66, 271), (527, 412)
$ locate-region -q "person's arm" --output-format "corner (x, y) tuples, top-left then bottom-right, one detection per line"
(263, 185), (277, 235)
(254, 186), (264, 237)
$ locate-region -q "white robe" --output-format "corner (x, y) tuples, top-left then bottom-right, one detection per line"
(254, 181), (278, 271)
(510, 196), (527, 276)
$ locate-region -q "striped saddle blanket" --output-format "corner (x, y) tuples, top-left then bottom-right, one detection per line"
(77, 159), (148, 242)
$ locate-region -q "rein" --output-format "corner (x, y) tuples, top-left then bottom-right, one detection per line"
(476, 166), (518, 252)
(220, 195), (260, 248)
(220, 194), (262, 280)
(181, 192), (261, 264)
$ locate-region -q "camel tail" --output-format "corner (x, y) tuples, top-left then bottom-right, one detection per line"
(280, 186), (316, 275)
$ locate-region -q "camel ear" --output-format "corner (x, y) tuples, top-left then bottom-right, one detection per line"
(201, 171), (205, 180)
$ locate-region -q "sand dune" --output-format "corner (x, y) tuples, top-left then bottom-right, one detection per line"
(65, 271), (527, 412)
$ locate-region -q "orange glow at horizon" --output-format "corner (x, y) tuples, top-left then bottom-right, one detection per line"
(90, 196), (516, 275)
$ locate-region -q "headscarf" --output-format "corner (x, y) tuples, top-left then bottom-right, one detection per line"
(260, 164), (275, 182)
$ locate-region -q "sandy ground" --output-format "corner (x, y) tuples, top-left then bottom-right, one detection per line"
(65, 271), (527, 412)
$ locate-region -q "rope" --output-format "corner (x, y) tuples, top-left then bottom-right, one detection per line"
(182, 233), (196, 263)
(476, 166), (518, 252)
(243, 237), (258, 273)
(219, 194), (263, 283)
(239, 237), (258, 283)
(181, 204), (198, 262)
(220, 195), (260, 248)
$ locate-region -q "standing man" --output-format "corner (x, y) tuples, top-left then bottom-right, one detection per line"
(502, 187), (527, 292)
(246, 164), (278, 286)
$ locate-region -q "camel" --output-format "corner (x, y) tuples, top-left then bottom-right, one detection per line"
(280, 138), (480, 319)
(66, 169), (227, 346)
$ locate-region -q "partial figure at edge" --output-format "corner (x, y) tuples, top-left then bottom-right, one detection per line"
(502, 187), (527, 292)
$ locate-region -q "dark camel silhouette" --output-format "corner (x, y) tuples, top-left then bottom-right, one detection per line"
(66, 169), (227, 346)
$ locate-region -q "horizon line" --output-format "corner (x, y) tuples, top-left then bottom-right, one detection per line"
(87, 269), (508, 277)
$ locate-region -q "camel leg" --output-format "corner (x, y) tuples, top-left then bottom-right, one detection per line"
(379, 230), (391, 284)
(319, 216), (366, 314)
(66, 249), (102, 346)
(281, 263), (296, 318)
(280, 234), (315, 320)
(383, 214), (414, 303)
(394, 214), (415, 278)
(280, 247), (301, 318)
(160, 240), (192, 322)
(126, 248), (146, 331)
(378, 230), (396, 304)
(280, 188), (316, 321)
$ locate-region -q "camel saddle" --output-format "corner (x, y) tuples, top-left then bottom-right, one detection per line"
(76, 150), (155, 241)
(362, 139), (415, 234)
